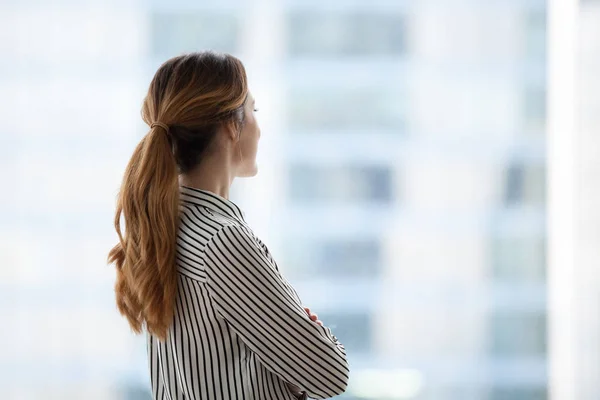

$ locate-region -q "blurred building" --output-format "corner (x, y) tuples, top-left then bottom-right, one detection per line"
(0, 0), (550, 399)
(268, 2), (548, 400)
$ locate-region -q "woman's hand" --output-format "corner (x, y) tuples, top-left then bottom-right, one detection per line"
(286, 381), (303, 397)
(304, 307), (322, 326)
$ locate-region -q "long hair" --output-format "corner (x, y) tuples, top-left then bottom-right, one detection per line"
(108, 52), (248, 341)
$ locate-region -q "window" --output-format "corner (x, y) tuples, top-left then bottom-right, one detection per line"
(488, 311), (546, 356)
(288, 11), (406, 57)
(504, 163), (546, 207)
(288, 85), (406, 131)
(289, 164), (393, 204)
(151, 12), (239, 58)
(319, 239), (381, 276)
(490, 235), (546, 282)
(490, 387), (547, 400)
(523, 10), (547, 61)
(523, 86), (546, 135)
(283, 237), (382, 278)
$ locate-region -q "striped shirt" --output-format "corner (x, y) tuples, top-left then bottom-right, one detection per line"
(147, 185), (350, 400)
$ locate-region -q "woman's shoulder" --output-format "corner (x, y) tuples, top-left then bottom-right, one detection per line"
(205, 222), (257, 248)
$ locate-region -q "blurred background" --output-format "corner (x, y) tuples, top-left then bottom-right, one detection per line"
(1, 0), (598, 399)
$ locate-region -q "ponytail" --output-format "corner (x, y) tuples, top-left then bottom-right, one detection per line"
(108, 126), (179, 341)
(109, 51), (249, 340)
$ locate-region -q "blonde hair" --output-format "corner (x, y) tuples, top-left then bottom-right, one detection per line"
(108, 52), (248, 341)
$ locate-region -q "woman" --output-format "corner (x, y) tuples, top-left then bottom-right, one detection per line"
(108, 51), (349, 400)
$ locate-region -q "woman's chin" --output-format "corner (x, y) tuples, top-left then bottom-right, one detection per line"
(238, 164), (258, 178)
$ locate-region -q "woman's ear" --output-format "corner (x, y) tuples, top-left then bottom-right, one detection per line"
(223, 120), (241, 142)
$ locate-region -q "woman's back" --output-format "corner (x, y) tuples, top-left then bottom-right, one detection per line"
(148, 186), (348, 400)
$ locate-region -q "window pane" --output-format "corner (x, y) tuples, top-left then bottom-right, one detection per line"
(523, 86), (546, 135)
(489, 311), (546, 356)
(523, 10), (547, 61)
(491, 387), (547, 400)
(288, 85), (406, 131)
(289, 164), (394, 204)
(491, 235), (546, 282)
(288, 12), (406, 57)
(504, 163), (546, 207)
(283, 237), (382, 278)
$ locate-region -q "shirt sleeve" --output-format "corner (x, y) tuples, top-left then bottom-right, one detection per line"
(203, 225), (350, 399)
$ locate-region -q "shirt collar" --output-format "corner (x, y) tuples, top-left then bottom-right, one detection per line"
(179, 185), (246, 222)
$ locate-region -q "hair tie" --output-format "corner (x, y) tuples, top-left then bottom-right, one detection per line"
(151, 121), (170, 134)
